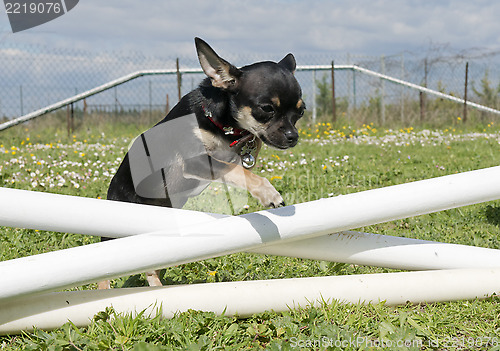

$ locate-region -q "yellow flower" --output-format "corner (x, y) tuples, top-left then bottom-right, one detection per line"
(270, 176), (283, 182)
(208, 271), (217, 276)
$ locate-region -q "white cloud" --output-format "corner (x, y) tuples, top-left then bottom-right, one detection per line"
(2, 0), (500, 59)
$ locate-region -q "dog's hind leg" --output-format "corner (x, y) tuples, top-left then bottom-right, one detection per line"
(97, 280), (111, 289)
(146, 270), (163, 286)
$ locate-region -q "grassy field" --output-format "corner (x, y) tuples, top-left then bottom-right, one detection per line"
(1, 118), (500, 350)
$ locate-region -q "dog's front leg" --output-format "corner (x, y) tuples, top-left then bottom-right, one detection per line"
(222, 163), (285, 208)
(185, 157), (284, 208)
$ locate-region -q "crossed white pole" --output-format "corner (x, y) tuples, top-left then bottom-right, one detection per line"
(1, 166), (500, 334)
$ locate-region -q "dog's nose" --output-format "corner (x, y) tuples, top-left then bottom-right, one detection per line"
(284, 129), (299, 146)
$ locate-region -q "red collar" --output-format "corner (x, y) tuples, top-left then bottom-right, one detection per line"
(202, 106), (250, 147)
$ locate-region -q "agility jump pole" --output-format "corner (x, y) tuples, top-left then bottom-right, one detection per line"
(1, 267), (500, 335)
(1, 166), (500, 303)
(2, 187), (500, 272)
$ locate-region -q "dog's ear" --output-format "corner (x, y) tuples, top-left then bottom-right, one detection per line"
(195, 37), (241, 90)
(278, 53), (296, 74)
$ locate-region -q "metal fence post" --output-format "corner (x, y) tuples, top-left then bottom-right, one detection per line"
(71, 103), (74, 134)
(20, 85), (24, 116)
(464, 62), (469, 123)
(400, 53), (405, 123)
(176, 58), (182, 102)
(380, 55), (386, 125)
(419, 92), (425, 123)
(347, 53), (351, 119)
(331, 61), (336, 124)
(66, 103), (74, 136)
(166, 93), (170, 115)
(66, 105), (70, 137)
(421, 58), (428, 122)
(312, 69), (316, 124)
(114, 87), (118, 118)
(149, 80), (152, 118)
(353, 68), (356, 114)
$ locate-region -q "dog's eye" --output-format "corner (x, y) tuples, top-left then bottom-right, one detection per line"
(260, 105), (275, 114)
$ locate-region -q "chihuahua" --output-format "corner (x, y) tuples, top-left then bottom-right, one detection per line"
(99, 38), (305, 289)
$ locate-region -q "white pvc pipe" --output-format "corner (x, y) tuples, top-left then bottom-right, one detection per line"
(3, 186), (498, 271)
(1, 166), (500, 301)
(253, 231), (500, 270)
(3, 189), (499, 271)
(1, 268), (500, 335)
(0, 187), (224, 237)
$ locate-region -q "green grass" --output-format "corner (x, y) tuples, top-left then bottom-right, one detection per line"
(1, 119), (500, 350)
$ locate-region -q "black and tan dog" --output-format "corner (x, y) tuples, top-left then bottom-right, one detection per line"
(99, 38), (305, 289)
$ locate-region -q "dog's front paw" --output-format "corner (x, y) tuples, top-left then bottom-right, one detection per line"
(251, 178), (285, 208)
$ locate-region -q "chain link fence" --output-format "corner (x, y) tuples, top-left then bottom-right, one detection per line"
(1, 42), (500, 131)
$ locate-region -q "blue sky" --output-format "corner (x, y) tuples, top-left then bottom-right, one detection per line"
(1, 0), (500, 118)
(1, 0), (500, 58)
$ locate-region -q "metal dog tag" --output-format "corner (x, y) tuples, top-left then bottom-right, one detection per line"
(241, 153), (255, 169)
(239, 136), (257, 169)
